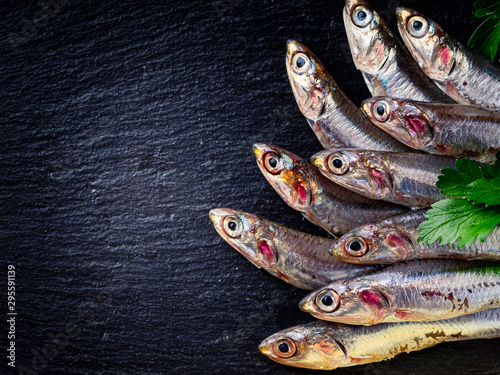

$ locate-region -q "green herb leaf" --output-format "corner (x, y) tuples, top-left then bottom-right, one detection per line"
(473, 0), (500, 18)
(417, 199), (500, 247)
(436, 152), (500, 206)
(469, 1), (500, 61)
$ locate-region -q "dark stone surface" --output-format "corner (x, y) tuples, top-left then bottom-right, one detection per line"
(1, 0), (499, 374)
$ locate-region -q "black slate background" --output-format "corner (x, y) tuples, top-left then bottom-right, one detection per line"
(2, 0), (500, 374)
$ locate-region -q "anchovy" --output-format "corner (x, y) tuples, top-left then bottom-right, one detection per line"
(259, 308), (500, 370)
(311, 149), (454, 208)
(286, 40), (411, 151)
(209, 208), (381, 290)
(397, 7), (500, 110)
(300, 259), (500, 325)
(253, 143), (408, 236)
(343, 0), (453, 103)
(361, 96), (500, 163)
(330, 209), (500, 264)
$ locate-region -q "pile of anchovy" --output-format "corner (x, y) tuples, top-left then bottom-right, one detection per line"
(210, 0), (500, 370)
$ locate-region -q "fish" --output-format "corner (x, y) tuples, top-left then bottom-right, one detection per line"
(343, 0), (453, 103)
(258, 308), (500, 370)
(285, 39), (411, 151)
(361, 96), (500, 163)
(311, 149), (455, 208)
(396, 7), (500, 110)
(299, 259), (500, 325)
(329, 209), (500, 264)
(208, 208), (381, 290)
(253, 143), (409, 236)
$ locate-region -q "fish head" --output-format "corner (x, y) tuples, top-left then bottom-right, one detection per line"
(361, 97), (434, 149)
(286, 40), (331, 120)
(312, 149), (392, 200)
(299, 280), (390, 325)
(258, 324), (350, 370)
(209, 208), (280, 270)
(330, 222), (415, 264)
(343, 0), (395, 75)
(253, 143), (314, 212)
(396, 7), (457, 81)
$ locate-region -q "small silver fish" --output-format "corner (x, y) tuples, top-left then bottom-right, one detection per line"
(253, 143), (408, 236)
(361, 96), (500, 163)
(330, 209), (500, 264)
(286, 39), (410, 151)
(343, 0), (453, 102)
(300, 259), (500, 325)
(397, 7), (500, 109)
(259, 308), (500, 369)
(209, 208), (381, 290)
(311, 149), (455, 208)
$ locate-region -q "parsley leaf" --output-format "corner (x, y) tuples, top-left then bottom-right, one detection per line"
(417, 199), (500, 247)
(436, 152), (500, 206)
(468, 1), (500, 62)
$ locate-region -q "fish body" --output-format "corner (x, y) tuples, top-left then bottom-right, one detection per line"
(300, 259), (500, 325)
(253, 143), (408, 236)
(343, 0), (453, 103)
(286, 40), (410, 151)
(311, 149), (454, 208)
(397, 7), (500, 110)
(209, 208), (381, 290)
(259, 308), (500, 370)
(330, 209), (500, 264)
(361, 97), (500, 163)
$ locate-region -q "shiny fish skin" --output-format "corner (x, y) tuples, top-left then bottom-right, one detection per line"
(311, 149), (454, 208)
(286, 40), (411, 151)
(361, 97), (500, 163)
(300, 259), (500, 325)
(330, 210), (500, 264)
(343, 0), (453, 103)
(209, 208), (381, 290)
(397, 7), (500, 110)
(259, 308), (500, 370)
(253, 143), (408, 236)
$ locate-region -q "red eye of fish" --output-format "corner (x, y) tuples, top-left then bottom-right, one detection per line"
(274, 338), (296, 358)
(373, 100), (390, 122)
(345, 237), (369, 257)
(408, 16), (429, 38)
(257, 240), (276, 264)
(263, 152), (284, 174)
(315, 289), (340, 313)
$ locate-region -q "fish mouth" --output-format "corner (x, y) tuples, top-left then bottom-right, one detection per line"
(395, 7), (412, 25)
(258, 340), (272, 356)
(286, 39), (305, 60)
(253, 143), (270, 163)
(209, 208), (231, 229)
(298, 294), (316, 313)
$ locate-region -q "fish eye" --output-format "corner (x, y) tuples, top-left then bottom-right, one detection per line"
(327, 153), (350, 175)
(352, 6), (372, 28)
(408, 16), (428, 38)
(223, 216), (243, 237)
(373, 100), (390, 122)
(274, 338), (296, 358)
(264, 152), (284, 174)
(315, 290), (340, 312)
(292, 53), (310, 74)
(345, 237), (369, 257)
